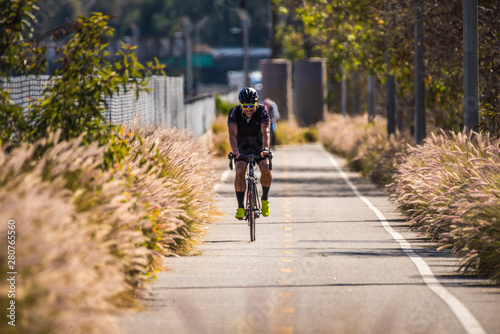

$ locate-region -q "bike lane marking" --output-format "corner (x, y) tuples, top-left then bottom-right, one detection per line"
(277, 150), (295, 333)
(277, 326), (294, 334)
(327, 153), (487, 334)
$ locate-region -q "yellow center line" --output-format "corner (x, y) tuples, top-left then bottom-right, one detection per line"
(283, 214), (292, 218)
(279, 307), (296, 314)
(277, 327), (294, 334)
(280, 268), (293, 273)
(278, 154), (294, 334)
(283, 245), (292, 248)
(283, 220), (292, 224)
(282, 239), (292, 242)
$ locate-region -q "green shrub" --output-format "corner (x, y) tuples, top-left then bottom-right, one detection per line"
(215, 95), (234, 116)
(210, 115), (230, 157)
(274, 120), (319, 145)
(1, 10), (163, 147)
(303, 127), (319, 143)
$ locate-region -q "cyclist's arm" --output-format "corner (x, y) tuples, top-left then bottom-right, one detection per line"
(261, 122), (271, 153)
(228, 123), (240, 157)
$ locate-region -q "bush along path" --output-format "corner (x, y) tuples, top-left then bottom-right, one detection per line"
(0, 126), (218, 334)
(387, 130), (500, 284)
(319, 114), (500, 284)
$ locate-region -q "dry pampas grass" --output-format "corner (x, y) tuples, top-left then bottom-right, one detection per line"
(0, 126), (218, 333)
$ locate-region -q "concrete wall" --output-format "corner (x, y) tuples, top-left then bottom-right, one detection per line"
(293, 58), (327, 126)
(259, 59), (292, 120)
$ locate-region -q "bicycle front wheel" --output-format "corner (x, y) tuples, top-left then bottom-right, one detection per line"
(248, 183), (256, 242)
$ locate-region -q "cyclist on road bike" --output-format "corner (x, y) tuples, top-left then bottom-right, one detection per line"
(228, 87), (272, 220)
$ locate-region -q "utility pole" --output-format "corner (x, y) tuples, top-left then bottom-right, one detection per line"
(414, 0), (426, 145)
(462, 0), (479, 132)
(341, 74), (347, 116)
(236, 8), (251, 87)
(368, 76), (376, 122)
(385, 2), (396, 136)
(352, 71), (360, 115)
(181, 16), (193, 99)
(386, 72), (396, 135)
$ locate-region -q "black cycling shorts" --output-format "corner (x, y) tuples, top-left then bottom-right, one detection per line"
(234, 155), (269, 164)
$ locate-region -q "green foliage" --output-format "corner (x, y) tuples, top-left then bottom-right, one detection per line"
(0, 0), (47, 76)
(0, 91), (30, 146)
(273, 120), (318, 146)
(275, 1), (499, 135)
(0, 0), (47, 146)
(215, 95), (233, 116)
(210, 115), (231, 157)
(1, 3), (166, 147)
(28, 13), (163, 144)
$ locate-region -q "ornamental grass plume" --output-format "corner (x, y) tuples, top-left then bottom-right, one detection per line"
(387, 130), (500, 282)
(318, 113), (410, 186)
(0, 126), (219, 333)
(0, 137), (127, 334)
(130, 126), (218, 256)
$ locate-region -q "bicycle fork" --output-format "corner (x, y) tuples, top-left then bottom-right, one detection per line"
(246, 177), (260, 222)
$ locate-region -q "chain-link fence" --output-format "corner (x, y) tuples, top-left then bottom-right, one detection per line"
(2, 75), (218, 137)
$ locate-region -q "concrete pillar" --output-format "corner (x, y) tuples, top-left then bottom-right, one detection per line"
(293, 58), (327, 126)
(259, 59), (292, 120)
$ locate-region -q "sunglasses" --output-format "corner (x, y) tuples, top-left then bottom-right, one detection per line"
(241, 104), (256, 109)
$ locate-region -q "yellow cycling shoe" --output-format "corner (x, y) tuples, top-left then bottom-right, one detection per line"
(261, 200), (270, 217)
(235, 208), (245, 220)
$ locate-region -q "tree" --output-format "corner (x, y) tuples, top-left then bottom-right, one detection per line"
(274, 0), (499, 136)
(0, 2), (163, 147)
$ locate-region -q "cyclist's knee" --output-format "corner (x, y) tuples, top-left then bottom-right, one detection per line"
(258, 161), (270, 173)
(235, 162), (247, 176)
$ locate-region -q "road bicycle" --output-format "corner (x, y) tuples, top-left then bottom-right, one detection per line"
(229, 152), (272, 242)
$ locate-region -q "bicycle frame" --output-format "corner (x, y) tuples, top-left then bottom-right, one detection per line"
(228, 153), (272, 242)
(245, 155), (261, 241)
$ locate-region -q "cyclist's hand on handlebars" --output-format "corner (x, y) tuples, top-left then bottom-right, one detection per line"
(229, 151), (240, 159)
(261, 148), (271, 158)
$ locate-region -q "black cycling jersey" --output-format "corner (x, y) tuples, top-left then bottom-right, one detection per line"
(228, 104), (270, 155)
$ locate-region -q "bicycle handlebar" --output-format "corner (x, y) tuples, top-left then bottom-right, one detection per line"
(228, 152), (273, 170)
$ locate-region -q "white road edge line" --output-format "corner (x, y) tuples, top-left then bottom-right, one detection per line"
(327, 154), (487, 334)
(213, 170), (231, 192)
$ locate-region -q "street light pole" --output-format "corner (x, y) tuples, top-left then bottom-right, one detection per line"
(236, 8), (251, 87)
(414, 0), (426, 145)
(462, 0), (479, 132)
(181, 16), (193, 99)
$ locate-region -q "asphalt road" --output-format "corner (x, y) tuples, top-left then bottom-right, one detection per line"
(118, 144), (499, 334)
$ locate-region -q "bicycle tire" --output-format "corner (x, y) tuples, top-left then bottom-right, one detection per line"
(248, 182), (256, 242)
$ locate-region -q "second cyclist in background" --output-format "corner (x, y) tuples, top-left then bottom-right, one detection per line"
(228, 87), (273, 220)
(263, 98), (280, 149)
